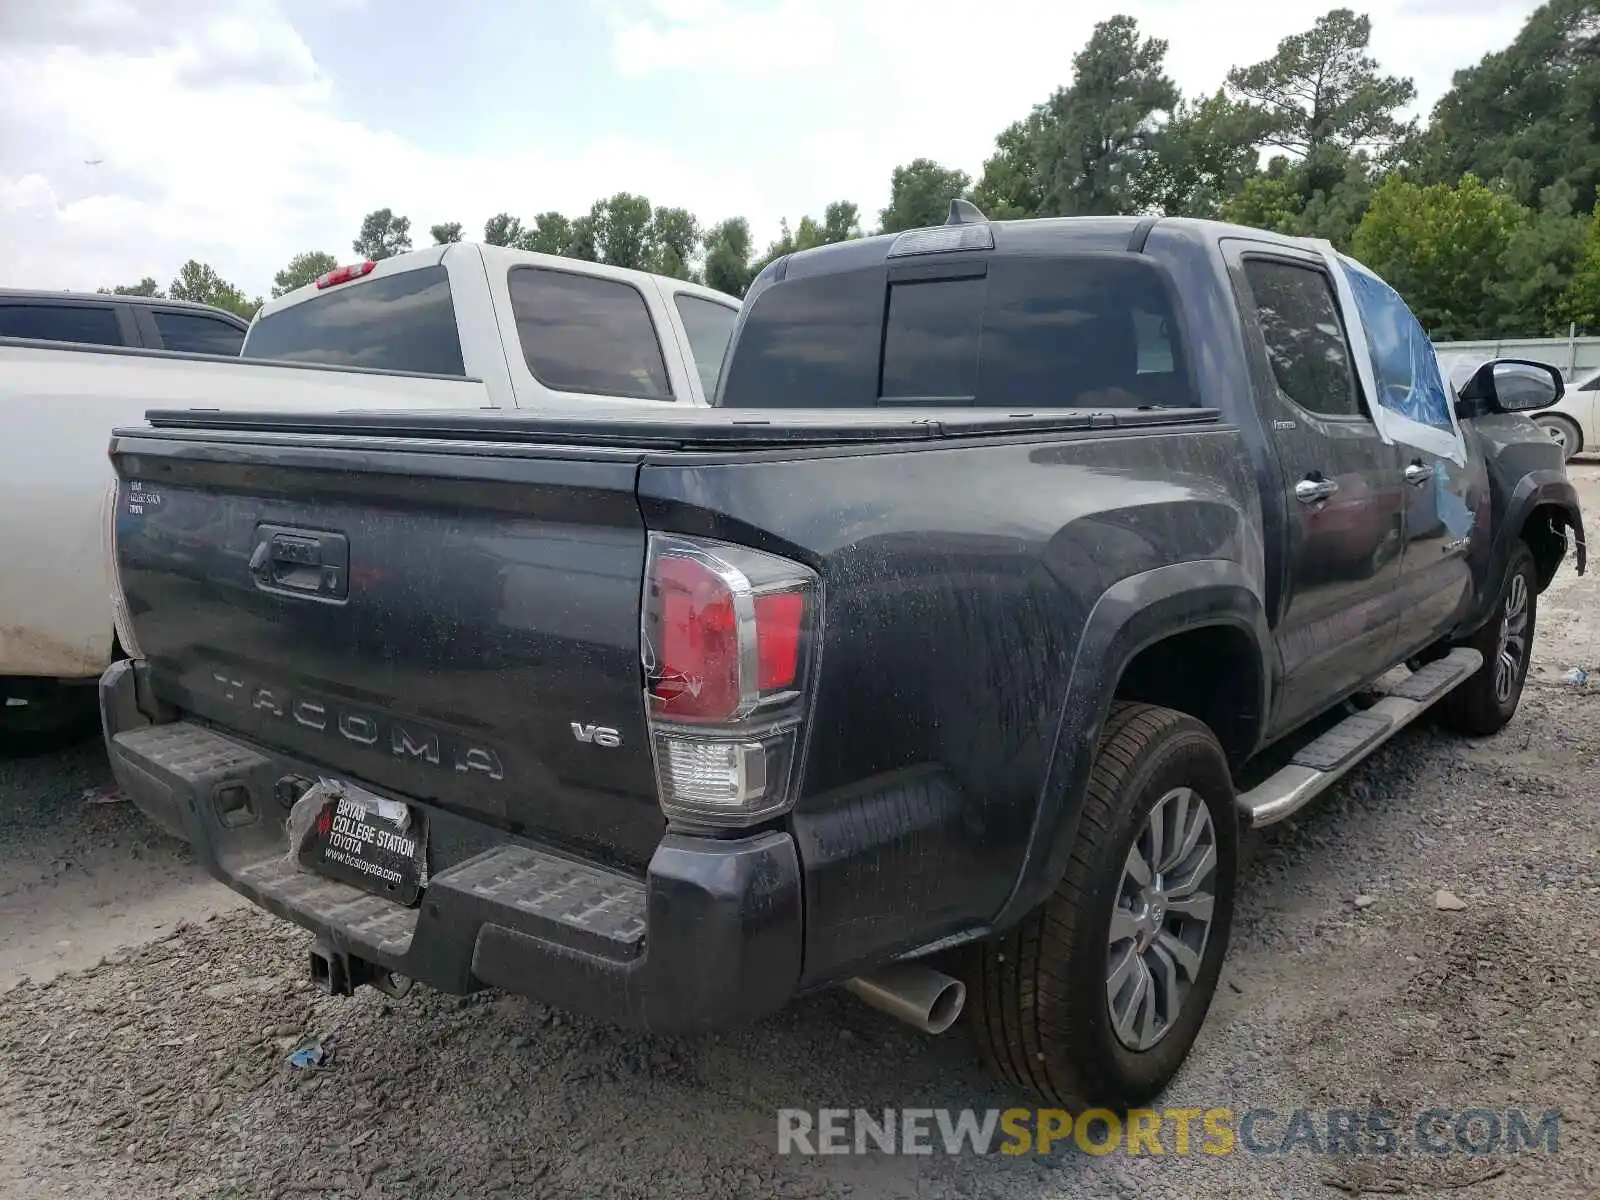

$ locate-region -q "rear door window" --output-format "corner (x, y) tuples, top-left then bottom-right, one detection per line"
(510, 268), (673, 400)
(242, 266), (465, 376)
(721, 255), (1194, 408)
(151, 310), (246, 356)
(0, 303), (124, 346)
(673, 294), (738, 396)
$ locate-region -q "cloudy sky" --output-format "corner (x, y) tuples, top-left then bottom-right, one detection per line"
(0, 0), (1541, 298)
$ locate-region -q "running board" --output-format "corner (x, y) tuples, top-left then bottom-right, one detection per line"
(1236, 646), (1483, 828)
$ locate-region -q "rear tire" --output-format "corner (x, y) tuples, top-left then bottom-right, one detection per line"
(0, 679), (99, 758)
(1440, 541), (1537, 737)
(968, 703), (1237, 1109)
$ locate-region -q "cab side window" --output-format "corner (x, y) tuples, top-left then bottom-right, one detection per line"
(0, 302), (124, 346)
(509, 268), (673, 400)
(152, 310), (245, 355)
(1244, 260), (1364, 419)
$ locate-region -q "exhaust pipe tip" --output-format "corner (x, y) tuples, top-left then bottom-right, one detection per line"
(844, 964), (967, 1035)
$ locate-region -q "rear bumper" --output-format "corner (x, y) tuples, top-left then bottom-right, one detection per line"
(100, 659), (804, 1030)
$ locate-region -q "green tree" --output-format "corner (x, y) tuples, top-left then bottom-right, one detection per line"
(648, 206), (701, 279)
(820, 201), (862, 243)
(169, 260), (258, 319)
(271, 251), (338, 298)
(483, 213), (524, 247)
(972, 111), (1053, 219)
(1422, 0), (1600, 215)
(754, 201), (865, 272)
(1351, 173), (1527, 340)
(702, 217), (755, 297)
(1496, 181), (1591, 335)
(1143, 91), (1268, 217)
(98, 277), (164, 297)
(586, 193), (653, 270)
(566, 213), (600, 262)
(792, 217), (829, 252)
(1220, 169), (1304, 233)
(1217, 153), (1373, 249)
(1222, 5), (1414, 233)
(1045, 15), (1180, 214)
(353, 208), (412, 260)
(430, 222), (463, 244)
(1227, 9), (1416, 163)
(1295, 153), (1378, 249)
(880, 158), (972, 232)
(972, 16), (1178, 218)
(1558, 200), (1600, 332)
(522, 212), (574, 255)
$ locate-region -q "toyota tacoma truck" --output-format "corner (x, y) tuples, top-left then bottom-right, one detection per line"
(1, 245), (737, 751)
(100, 210), (1582, 1109)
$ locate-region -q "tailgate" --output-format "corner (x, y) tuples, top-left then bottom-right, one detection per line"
(110, 428), (664, 869)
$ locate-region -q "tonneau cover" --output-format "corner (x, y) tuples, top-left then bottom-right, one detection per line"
(131, 404), (1221, 451)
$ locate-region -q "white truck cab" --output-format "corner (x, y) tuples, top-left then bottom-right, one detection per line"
(245, 243), (740, 409)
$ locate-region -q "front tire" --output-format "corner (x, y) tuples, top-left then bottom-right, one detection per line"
(1440, 541), (1538, 737)
(969, 703), (1237, 1109)
(1536, 414), (1581, 462)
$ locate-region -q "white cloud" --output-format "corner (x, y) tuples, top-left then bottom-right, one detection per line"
(0, 1), (770, 296)
(0, 0), (1545, 300)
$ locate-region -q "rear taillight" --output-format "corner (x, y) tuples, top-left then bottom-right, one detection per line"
(643, 534), (819, 827)
(314, 260), (376, 289)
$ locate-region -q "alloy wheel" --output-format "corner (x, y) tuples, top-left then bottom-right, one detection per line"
(1106, 786), (1218, 1051)
(1494, 572), (1530, 704)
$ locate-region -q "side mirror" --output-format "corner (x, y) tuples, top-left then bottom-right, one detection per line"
(1458, 358), (1564, 414)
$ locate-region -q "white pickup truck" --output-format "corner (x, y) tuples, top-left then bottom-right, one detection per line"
(0, 244), (740, 749)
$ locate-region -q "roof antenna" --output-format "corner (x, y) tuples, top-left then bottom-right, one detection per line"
(946, 198), (987, 225)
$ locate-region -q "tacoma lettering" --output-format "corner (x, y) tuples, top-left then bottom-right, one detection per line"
(215, 673), (504, 781)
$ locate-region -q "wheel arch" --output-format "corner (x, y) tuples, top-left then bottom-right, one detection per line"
(1522, 499), (1580, 591)
(990, 559), (1270, 931)
(1470, 472), (1585, 636)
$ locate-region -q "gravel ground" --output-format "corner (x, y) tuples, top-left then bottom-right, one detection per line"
(0, 741), (244, 993)
(3, 468), (1599, 1199)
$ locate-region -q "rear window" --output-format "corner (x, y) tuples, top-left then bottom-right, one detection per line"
(152, 310), (245, 356)
(719, 256), (1193, 409)
(509, 268), (673, 400)
(242, 265), (465, 376)
(0, 303), (123, 346)
(673, 294), (738, 395)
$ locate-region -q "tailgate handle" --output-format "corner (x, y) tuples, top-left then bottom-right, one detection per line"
(250, 526), (349, 601)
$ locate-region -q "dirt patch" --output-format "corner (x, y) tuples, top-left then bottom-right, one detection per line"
(0, 740), (244, 991)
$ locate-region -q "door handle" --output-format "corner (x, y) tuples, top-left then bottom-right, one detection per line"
(1294, 475), (1339, 504)
(1404, 461), (1433, 486)
(249, 524), (349, 600)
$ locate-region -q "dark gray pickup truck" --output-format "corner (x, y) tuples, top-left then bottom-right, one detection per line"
(101, 210), (1583, 1109)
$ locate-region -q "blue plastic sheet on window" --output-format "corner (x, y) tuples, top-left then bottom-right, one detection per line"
(1340, 264), (1453, 431)
(1307, 243), (1468, 466)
